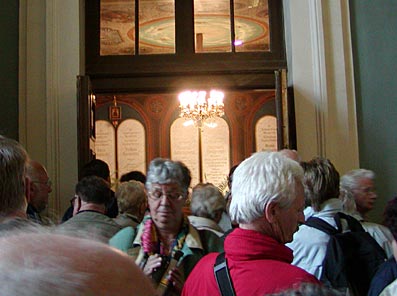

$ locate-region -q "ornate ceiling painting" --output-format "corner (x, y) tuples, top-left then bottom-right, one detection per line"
(100, 0), (269, 56)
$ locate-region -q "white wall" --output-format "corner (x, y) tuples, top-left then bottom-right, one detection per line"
(20, 0), (80, 220)
(285, 0), (359, 172)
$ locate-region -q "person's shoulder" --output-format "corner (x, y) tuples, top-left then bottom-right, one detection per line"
(288, 223), (329, 247)
(109, 226), (136, 253)
(375, 257), (397, 277)
(182, 252), (220, 296)
(269, 260), (321, 286)
(380, 278), (397, 296)
(0, 217), (38, 233)
(113, 214), (139, 228)
(288, 263), (320, 282)
(195, 252), (219, 266)
(185, 252), (219, 280)
(68, 211), (120, 227)
(197, 226), (221, 239)
(364, 222), (394, 237)
(197, 228), (224, 253)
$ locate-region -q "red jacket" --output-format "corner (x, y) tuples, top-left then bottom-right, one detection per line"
(182, 228), (319, 296)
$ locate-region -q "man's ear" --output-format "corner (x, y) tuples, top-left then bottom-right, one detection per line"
(72, 196), (81, 216)
(264, 201), (279, 223)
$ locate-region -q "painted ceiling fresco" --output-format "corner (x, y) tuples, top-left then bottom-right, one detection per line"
(100, 0), (270, 55)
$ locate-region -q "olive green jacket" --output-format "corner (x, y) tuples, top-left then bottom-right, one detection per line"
(110, 219), (224, 281)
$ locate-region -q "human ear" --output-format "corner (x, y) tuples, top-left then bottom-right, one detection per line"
(264, 201), (279, 223)
(72, 196), (81, 216)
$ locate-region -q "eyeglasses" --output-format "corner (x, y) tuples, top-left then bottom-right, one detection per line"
(32, 179), (52, 187)
(356, 187), (375, 194)
(148, 189), (184, 201)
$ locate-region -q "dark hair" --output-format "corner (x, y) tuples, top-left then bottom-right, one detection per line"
(300, 157), (340, 211)
(75, 176), (111, 205)
(80, 159), (110, 181)
(228, 164), (239, 189)
(383, 196), (397, 241)
(120, 171), (146, 184)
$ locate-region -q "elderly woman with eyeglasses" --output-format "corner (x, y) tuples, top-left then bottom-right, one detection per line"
(130, 158), (223, 295)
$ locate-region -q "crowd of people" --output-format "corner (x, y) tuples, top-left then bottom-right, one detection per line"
(1, 134), (396, 295)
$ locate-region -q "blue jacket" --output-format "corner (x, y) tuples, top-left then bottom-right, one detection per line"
(368, 258), (397, 296)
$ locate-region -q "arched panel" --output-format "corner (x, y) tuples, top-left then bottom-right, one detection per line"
(201, 117), (230, 187)
(255, 115), (277, 151)
(117, 119), (146, 176)
(170, 118), (200, 186)
(95, 120), (117, 179)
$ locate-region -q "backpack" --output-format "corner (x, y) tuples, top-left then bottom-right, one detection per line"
(305, 212), (387, 295)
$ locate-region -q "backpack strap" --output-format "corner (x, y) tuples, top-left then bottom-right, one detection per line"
(214, 252), (236, 296)
(305, 216), (340, 235)
(335, 212), (366, 232)
(305, 212), (365, 234)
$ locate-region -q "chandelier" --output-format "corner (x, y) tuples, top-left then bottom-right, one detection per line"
(178, 90), (225, 128)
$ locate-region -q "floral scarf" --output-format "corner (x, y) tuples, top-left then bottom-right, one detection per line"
(141, 215), (189, 258)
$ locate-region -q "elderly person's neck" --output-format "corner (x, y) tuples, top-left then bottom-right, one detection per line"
(158, 216), (183, 241)
(239, 217), (271, 235)
(239, 216), (287, 243)
(356, 203), (369, 219)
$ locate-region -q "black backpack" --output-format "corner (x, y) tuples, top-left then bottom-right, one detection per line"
(305, 212), (387, 295)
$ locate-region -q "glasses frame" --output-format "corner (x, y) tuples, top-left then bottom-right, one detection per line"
(31, 179), (52, 187)
(148, 189), (184, 201)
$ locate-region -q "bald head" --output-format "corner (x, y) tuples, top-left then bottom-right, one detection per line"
(26, 160), (52, 212)
(0, 231), (156, 296)
(27, 160), (47, 180)
(280, 149), (301, 162)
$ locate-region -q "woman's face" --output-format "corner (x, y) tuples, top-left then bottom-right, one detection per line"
(147, 183), (186, 233)
(353, 178), (377, 215)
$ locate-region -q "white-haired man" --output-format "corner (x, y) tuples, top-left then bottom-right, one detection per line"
(182, 151), (319, 296)
(0, 230), (156, 296)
